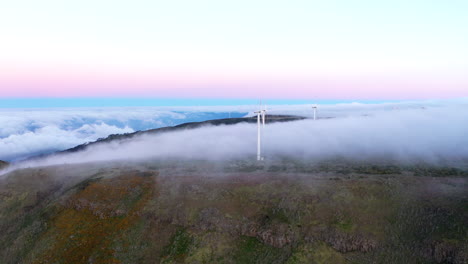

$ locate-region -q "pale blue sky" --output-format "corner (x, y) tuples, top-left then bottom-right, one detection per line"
(2, 0), (467, 74)
(0, 0), (467, 100)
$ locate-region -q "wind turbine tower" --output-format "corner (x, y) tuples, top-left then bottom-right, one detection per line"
(254, 102), (267, 161)
(312, 105), (317, 120)
(261, 107), (267, 158)
(254, 110), (262, 161)
(261, 108), (266, 128)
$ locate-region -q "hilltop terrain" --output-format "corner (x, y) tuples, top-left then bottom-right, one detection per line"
(59, 115), (305, 155)
(1, 159), (467, 264)
(0, 117), (466, 264)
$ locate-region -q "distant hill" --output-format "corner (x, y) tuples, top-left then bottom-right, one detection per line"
(0, 160), (8, 170)
(59, 114), (305, 154)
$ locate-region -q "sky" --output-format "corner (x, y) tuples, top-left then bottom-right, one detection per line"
(0, 0), (467, 100)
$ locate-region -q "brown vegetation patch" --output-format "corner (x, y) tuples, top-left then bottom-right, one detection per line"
(34, 171), (157, 264)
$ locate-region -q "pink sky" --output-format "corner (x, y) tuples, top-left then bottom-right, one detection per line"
(1, 1), (467, 99)
(1, 69), (467, 99)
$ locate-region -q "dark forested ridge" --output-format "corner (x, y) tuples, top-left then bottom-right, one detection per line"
(0, 160), (8, 169)
(57, 115), (305, 154)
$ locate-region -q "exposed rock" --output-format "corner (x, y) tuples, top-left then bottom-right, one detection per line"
(256, 224), (296, 248)
(319, 229), (377, 253)
(428, 240), (467, 264)
(197, 208), (296, 248)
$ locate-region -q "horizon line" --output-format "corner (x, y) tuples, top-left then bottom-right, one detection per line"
(0, 98), (411, 108)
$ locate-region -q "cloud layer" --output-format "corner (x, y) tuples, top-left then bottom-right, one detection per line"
(3, 100), (468, 175)
(0, 108), (246, 161)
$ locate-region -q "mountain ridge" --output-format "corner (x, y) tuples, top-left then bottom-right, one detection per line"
(0, 160), (8, 169)
(59, 114), (306, 154)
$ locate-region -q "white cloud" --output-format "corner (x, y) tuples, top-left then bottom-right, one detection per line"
(1, 99), (467, 167)
(0, 107), (247, 161)
(2, 100), (467, 176)
(0, 123), (134, 161)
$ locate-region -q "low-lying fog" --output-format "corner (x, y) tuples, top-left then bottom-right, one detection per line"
(0, 109), (247, 161)
(1, 99), (463, 162)
(2, 101), (468, 175)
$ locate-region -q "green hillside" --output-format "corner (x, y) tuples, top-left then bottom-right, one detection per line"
(0, 160), (466, 264)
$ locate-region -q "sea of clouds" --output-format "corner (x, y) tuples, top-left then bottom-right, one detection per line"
(1, 99), (467, 174)
(0, 107), (246, 161)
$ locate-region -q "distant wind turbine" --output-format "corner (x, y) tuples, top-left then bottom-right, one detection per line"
(262, 106), (266, 128)
(255, 101), (267, 161)
(254, 109), (263, 161)
(312, 105), (317, 120)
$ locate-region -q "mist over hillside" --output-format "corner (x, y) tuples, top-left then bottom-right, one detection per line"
(0, 109), (247, 161)
(2, 99), (466, 163)
(1, 101), (467, 263)
(2, 100), (468, 175)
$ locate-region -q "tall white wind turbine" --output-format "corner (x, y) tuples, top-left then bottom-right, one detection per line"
(254, 109), (262, 161)
(261, 105), (267, 160)
(254, 100), (267, 161)
(312, 105), (317, 120)
(261, 107), (266, 128)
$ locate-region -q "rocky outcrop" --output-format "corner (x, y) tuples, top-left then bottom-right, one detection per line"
(427, 240), (467, 264)
(324, 231), (377, 253)
(197, 207), (297, 248)
(256, 224), (296, 248)
(304, 229), (377, 253)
